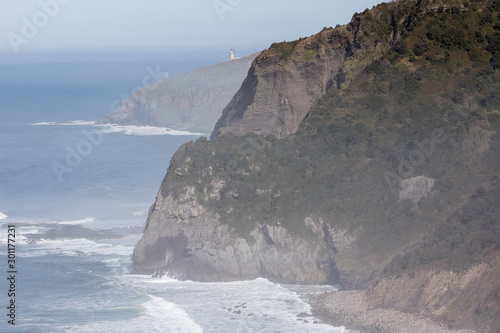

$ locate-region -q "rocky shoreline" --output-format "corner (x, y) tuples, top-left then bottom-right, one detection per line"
(305, 290), (477, 333)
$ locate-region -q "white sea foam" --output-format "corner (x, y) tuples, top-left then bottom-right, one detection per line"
(284, 282), (340, 294)
(21, 237), (135, 258)
(0, 224), (43, 247)
(32, 120), (96, 126)
(49, 217), (96, 225)
(32, 120), (206, 136)
(122, 276), (345, 332)
(97, 123), (206, 136)
(139, 295), (204, 333)
(0, 212), (7, 220)
(131, 210), (146, 217)
(63, 294), (203, 333)
(31, 121), (57, 125)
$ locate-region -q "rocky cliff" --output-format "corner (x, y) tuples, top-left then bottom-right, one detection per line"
(100, 53), (259, 133)
(134, 0), (500, 331)
(133, 176), (338, 283)
(132, 137), (339, 284)
(211, 16), (389, 139)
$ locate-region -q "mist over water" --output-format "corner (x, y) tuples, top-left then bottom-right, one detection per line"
(0, 61), (202, 225)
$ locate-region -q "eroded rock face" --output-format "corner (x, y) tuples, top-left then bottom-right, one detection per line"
(399, 176), (435, 203)
(211, 21), (383, 139)
(132, 184), (341, 284)
(132, 148), (346, 284)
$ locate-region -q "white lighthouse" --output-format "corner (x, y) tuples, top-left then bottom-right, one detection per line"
(229, 49), (236, 61)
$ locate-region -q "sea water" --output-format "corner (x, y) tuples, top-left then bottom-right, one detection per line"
(0, 61), (347, 332)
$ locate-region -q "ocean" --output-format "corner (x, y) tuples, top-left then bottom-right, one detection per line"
(0, 60), (347, 332)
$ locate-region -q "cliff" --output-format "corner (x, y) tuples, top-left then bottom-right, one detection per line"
(211, 17), (387, 139)
(100, 53), (259, 133)
(134, 0), (500, 331)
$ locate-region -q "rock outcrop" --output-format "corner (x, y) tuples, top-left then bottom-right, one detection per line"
(100, 53), (259, 133)
(25, 225), (119, 243)
(399, 176), (435, 203)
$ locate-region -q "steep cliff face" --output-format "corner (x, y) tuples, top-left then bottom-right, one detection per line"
(133, 139), (340, 284)
(211, 14), (396, 139)
(100, 53), (259, 133)
(134, 0), (500, 331)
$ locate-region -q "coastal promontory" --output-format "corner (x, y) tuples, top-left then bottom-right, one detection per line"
(100, 52), (259, 133)
(134, 0), (500, 331)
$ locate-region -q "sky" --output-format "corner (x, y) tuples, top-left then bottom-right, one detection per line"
(0, 0), (384, 62)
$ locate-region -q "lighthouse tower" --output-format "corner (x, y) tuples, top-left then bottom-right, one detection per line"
(229, 49), (236, 61)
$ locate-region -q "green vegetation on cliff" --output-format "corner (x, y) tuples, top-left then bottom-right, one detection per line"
(171, 0), (500, 264)
(153, 0), (500, 330)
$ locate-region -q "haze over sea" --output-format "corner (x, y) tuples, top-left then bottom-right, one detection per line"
(0, 59), (347, 332)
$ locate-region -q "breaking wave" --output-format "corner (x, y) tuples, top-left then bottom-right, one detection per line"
(97, 124), (205, 136)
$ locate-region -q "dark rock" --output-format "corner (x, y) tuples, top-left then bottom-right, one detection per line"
(26, 225), (120, 243)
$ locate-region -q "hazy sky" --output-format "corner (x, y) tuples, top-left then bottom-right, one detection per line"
(1, 0), (383, 61)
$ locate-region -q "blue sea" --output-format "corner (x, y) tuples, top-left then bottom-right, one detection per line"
(0, 60), (346, 332)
